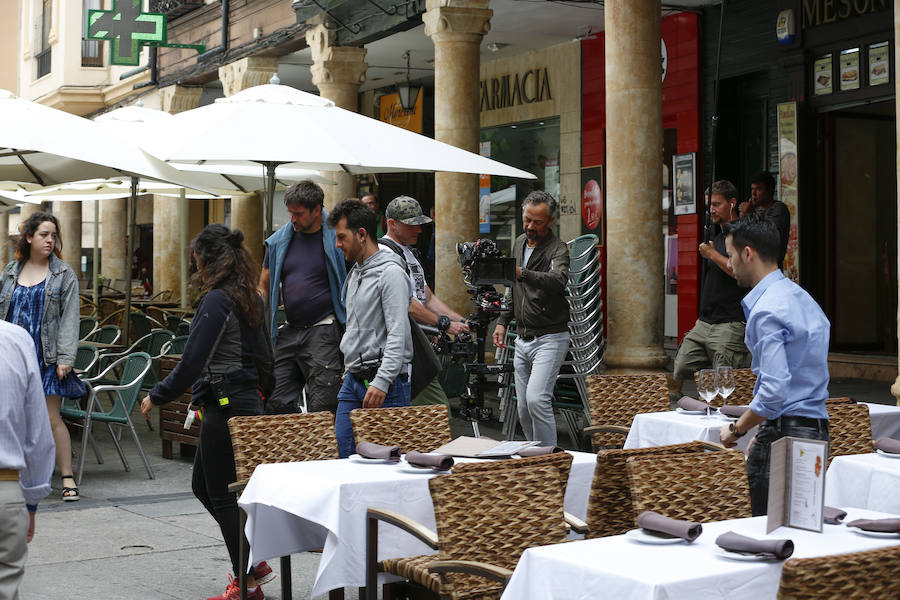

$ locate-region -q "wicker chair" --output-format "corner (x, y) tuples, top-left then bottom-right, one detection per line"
(583, 441), (715, 538)
(349, 404), (452, 453)
(776, 545), (900, 599)
(583, 373), (670, 449)
(827, 401), (873, 465)
(227, 412), (342, 600)
(366, 464), (568, 600)
(150, 289), (173, 302)
(626, 450), (751, 523)
(692, 367), (757, 408)
(370, 453), (575, 599)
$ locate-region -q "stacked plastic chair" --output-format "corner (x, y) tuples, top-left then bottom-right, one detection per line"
(498, 234), (604, 447)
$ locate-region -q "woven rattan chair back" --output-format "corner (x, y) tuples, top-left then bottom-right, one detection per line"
(228, 412), (338, 486)
(776, 545), (900, 599)
(586, 441), (709, 538)
(692, 367), (756, 408)
(586, 373), (669, 448)
(826, 401), (873, 465)
(429, 465), (568, 598)
(626, 450), (751, 523)
(453, 451), (574, 493)
(349, 404), (451, 453)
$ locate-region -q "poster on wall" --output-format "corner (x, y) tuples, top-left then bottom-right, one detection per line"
(479, 142), (491, 233)
(777, 101), (800, 283)
(672, 153), (696, 216)
(814, 54), (833, 95)
(839, 48), (860, 91)
(580, 166), (604, 241)
(869, 42), (890, 86)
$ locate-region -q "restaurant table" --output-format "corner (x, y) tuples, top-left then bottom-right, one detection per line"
(865, 402), (900, 440)
(129, 299), (180, 309)
(623, 410), (758, 452)
(500, 507), (900, 600)
(825, 452), (900, 514)
(238, 451), (596, 598)
(81, 341), (125, 351)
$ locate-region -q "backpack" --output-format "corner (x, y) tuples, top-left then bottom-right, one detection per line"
(378, 237), (442, 398)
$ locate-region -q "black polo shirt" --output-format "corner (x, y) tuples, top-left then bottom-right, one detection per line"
(699, 230), (747, 324)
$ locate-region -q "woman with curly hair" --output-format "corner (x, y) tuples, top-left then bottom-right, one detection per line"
(141, 224), (274, 600)
(0, 211), (84, 502)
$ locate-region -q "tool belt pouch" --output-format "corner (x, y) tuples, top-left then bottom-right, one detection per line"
(208, 374), (231, 408)
(350, 363), (380, 385)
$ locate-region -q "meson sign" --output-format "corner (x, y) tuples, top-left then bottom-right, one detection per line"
(480, 68), (552, 112)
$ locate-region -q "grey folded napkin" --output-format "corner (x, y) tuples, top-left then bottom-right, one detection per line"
(405, 451), (453, 471)
(823, 506), (847, 525)
(715, 532), (794, 559)
(355, 441), (401, 462)
(677, 397), (709, 412)
(636, 511), (702, 543)
(874, 437), (900, 454)
(846, 518), (900, 533)
(719, 405), (749, 418)
(517, 445), (564, 457)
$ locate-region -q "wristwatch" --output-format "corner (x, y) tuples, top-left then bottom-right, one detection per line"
(728, 422), (746, 439)
(437, 315), (451, 332)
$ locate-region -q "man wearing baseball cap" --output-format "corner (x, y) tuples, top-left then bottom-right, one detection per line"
(379, 195), (469, 406)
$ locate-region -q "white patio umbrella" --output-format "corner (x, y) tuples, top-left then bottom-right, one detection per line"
(147, 82), (536, 234)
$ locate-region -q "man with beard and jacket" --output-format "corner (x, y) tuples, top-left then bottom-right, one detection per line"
(327, 199), (413, 458)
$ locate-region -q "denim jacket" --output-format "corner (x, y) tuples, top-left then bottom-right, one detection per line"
(0, 254), (80, 367)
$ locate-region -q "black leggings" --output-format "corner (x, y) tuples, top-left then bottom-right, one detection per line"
(192, 390), (261, 577)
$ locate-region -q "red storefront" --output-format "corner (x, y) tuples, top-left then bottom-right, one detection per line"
(581, 12), (701, 342)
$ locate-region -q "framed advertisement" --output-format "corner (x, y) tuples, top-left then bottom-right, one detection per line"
(672, 153), (696, 216)
(814, 54), (833, 95)
(580, 165), (604, 241)
(869, 41), (890, 86)
(839, 48), (860, 91)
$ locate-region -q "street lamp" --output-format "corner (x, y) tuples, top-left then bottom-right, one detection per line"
(396, 50), (420, 111)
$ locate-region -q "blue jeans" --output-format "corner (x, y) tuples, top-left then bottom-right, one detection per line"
(335, 374), (411, 458)
(514, 331), (570, 446)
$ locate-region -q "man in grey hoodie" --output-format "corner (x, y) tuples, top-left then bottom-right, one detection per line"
(326, 199), (414, 457)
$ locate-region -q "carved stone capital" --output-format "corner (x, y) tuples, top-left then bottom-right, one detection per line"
(309, 46), (368, 89)
(158, 85), (202, 114)
(423, 2), (492, 43)
(218, 56), (279, 97)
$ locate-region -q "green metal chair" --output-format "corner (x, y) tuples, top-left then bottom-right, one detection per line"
(163, 335), (189, 355)
(176, 321), (191, 337)
(61, 352), (154, 482)
(89, 325), (121, 345)
(74, 344), (100, 377)
(98, 329), (173, 388)
(79, 317), (98, 340)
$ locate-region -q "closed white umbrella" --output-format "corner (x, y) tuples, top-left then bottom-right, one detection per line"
(148, 82), (535, 234)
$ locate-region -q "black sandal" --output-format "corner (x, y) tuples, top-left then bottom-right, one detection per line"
(61, 474), (80, 502)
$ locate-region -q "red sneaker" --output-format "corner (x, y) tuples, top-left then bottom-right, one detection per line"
(206, 574), (264, 600)
(253, 561), (276, 585)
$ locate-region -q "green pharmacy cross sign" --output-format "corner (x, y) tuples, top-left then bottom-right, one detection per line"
(86, 0), (205, 66)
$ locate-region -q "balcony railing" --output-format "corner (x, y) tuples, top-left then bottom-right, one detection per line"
(149, 0), (204, 19)
(36, 48), (51, 78)
(82, 39), (103, 67)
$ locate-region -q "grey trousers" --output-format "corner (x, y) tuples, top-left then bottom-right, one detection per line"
(0, 481), (27, 600)
(514, 331), (569, 447)
(268, 321), (343, 414)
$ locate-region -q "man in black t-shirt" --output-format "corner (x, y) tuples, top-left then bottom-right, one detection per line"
(673, 180), (752, 389)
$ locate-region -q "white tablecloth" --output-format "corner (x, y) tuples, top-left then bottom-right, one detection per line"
(500, 508), (900, 600)
(825, 452), (900, 514)
(237, 451), (596, 597)
(865, 402), (900, 440)
(623, 410), (757, 452)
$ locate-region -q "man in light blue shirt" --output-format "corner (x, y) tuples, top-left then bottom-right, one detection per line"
(718, 214), (830, 515)
(0, 320), (55, 598)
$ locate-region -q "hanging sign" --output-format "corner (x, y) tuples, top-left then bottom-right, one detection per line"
(777, 101), (800, 283)
(479, 142), (491, 233)
(86, 0), (205, 66)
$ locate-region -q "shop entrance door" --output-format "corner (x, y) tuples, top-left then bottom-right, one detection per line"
(824, 102), (897, 353)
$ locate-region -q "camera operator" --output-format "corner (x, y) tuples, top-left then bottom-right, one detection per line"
(492, 190), (570, 446)
(327, 200), (413, 458)
(379, 196), (469, 407)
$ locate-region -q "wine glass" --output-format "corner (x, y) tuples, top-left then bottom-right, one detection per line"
(697, 369), (718, 419)
(716, 366), (736, 412)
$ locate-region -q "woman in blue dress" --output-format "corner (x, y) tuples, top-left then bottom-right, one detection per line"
(0, 212), (84, 501)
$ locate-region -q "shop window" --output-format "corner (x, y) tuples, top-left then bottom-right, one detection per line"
(479, 118), (561, 256)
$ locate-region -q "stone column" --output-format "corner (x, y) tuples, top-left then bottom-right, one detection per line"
(424, 0), (492, 315)
(101, 198), (128, 283)
(307, 25), (367, 210)
(53, 201), (82, 278)
(152, 195), (180, 302)
(603, 0), (668, 371)
(20, 202), (43, 221)
(892, 3), (900, 404)
(0, 211), (9, 264)
(232, 193), (264, 270)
